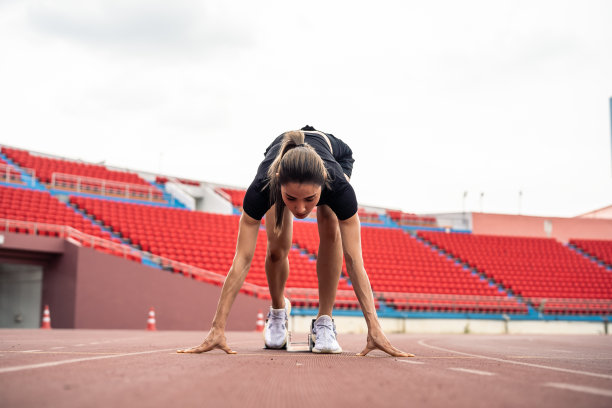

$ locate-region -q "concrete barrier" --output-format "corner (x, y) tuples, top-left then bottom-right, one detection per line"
(290, 315), (608, 335)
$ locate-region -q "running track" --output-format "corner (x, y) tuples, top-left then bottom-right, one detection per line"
(1, 330), (611, 407)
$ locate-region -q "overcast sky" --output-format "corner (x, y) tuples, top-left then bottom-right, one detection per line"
(1, 0), (611, 217)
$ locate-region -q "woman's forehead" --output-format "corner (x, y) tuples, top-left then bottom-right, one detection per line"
(281, 182), (321, 197)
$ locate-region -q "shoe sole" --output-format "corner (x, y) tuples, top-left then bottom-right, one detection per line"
(312, 347), (343, 354)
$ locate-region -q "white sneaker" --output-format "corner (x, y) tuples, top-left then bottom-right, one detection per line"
(312, 315), (342, 354)
(264, 297), (291, 349)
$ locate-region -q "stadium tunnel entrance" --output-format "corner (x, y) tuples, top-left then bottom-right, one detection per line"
(0, 263), (43, 328)
(0, 232), (64, 329)
(0, 230), (269, 330)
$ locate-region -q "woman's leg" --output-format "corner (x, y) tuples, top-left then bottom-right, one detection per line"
(316, 205), (343, 317)
(265, 204), (294, 309)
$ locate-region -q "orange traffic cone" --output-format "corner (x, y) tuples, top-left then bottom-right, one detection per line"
(255, 310), (265, 332)
(147, 307), (157, 331)
(41, 305), (51, 329)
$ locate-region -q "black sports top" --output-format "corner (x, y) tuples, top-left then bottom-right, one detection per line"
(242, 130), (358, 221)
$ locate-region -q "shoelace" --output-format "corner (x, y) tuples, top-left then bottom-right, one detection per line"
(314, 320), (337, 342)
(267, 312), (286, 330)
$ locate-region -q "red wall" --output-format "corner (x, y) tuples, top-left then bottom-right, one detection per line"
(1, 232), (269, 330)
(472, 213), (612, 242)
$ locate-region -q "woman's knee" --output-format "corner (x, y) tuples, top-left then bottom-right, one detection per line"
(266, 243), (290, 263)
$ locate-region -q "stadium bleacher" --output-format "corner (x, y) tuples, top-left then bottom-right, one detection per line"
(155, 176), (200, 186)
(219, 187), (246, 208)
(2, 144), (611, 317)
(419, 231), (612, 315)
(570, 239), (612, 267)
(2, 147), (164, 201)
(289, 217), (527, 314)
(0, 158), (22, 184)
(69, 196), (356, 307)
(387, 209), (437, 227)
(0, 185), (114, 240)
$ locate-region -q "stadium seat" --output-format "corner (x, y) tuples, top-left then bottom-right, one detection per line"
(419, 231), (612, 315)
(0, 185), (114, 241)
(1, 147), (164, 200)
(570, 239), (612, 267)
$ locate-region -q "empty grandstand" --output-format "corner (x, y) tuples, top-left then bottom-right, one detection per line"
(0, 143), (611, 330)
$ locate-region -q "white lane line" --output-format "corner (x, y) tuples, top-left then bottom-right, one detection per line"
(49, 347), (65, 350)
(397, 359), (425, 365)
(89, 342), (100, 345)
(22, 350), (42, 353)
(0, 348), (175, 374)
(418, 340), (612, 381)
(74, 344), (85, 347)
(449, 368), (495, 376)
(544, 383), (612, 398)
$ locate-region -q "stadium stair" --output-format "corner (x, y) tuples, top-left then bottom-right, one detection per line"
(150, 181), (187, 209)
(0, 185), (116, 241)
(568, 239), (612, 270)
(0, 152), (46, 191)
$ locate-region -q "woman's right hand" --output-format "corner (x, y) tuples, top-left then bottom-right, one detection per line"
(177, 327), (237, 354)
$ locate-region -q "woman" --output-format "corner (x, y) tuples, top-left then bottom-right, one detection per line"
(179, 126), (413, 357)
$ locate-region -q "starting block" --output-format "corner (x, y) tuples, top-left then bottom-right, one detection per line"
(286, 330), (314, 352)
(286, 317), (314, 352)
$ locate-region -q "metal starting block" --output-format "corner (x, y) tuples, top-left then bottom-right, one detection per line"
(286, 318), (314, 352)
(286, 330), (313, 352)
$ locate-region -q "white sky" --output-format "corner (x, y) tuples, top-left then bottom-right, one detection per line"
(1, 0), (611, 217)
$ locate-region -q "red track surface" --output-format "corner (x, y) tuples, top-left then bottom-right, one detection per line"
(1, 330), (611, 407)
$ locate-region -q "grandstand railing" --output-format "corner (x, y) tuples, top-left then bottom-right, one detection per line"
(0, 218), (259, 295)
(50, 172), (162, 202)
(1, 217), (610, 315)
(214, 187), (232, 202)
(530, 297), (612, 314)
(0, 163), (35, 186)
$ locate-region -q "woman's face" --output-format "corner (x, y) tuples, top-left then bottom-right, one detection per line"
(281, 182), (322, 219)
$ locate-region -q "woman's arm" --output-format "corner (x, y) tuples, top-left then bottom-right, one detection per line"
(178, 212), (261, 354)
(339, 214), (414, 357)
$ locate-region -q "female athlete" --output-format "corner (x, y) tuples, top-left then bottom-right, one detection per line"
(178, 126), (413, 357)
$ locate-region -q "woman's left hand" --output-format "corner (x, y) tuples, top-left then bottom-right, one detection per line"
(357, 328), (415, 357)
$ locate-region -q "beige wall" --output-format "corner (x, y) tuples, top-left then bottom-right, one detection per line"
(471, 212), (612, 242)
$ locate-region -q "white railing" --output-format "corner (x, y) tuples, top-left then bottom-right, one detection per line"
(214, 187), (232, 202)
(530, 297), (612, 314)
(1, 217), (609, 314)
(0, 163), (36, 186)
(50, 172), (163, 202)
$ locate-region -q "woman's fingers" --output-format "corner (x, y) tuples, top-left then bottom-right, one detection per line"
(356, 344), (374, 356)
(177, 340), (217, 354)
(218, 339), (237, 354)
(177, 344), (211, 354)
(384, 345), (415, 358)
(177, 339), (237, 354)
(356, 335), (416, 358)
(220, 345), (237, 354)
(378, 340), (415, 357)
